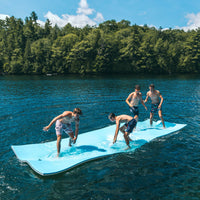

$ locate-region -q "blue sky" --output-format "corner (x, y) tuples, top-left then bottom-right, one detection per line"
(0, 0), (200, 31)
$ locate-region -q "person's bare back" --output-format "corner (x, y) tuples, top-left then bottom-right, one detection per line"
(108, 113), (138, 149)
(59, 111), (78, 124)
(116, 114), (133, 124)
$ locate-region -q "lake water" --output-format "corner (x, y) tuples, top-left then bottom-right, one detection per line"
(0, 74), (200, 200)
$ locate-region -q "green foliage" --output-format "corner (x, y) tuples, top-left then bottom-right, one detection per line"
(0, 12), (200, 75)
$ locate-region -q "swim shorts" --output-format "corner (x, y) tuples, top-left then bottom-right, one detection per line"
(55, 120), (73, 136)
(125, 118), (137, 133)
(129, 106), (139, 116)
(150, 103), (161, 113)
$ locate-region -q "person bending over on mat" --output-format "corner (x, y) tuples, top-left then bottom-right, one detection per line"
(108, 113), (137, 150)
(144, 84), (165, 128)
(43, 108), (82, 157)
(125, 84), (147, 122)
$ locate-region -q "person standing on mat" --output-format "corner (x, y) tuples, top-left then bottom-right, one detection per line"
(125, 84), (147, 122)
(43, 108), (82, 157)
(108, 113), (137, 150)
(144, 84), (165, 128)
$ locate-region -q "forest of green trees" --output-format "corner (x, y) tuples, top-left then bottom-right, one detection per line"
(0, 11), (200, 75)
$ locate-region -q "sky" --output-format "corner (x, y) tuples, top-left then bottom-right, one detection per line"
(0, 0), (200, 31)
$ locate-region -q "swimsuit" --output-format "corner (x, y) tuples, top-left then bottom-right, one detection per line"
(55, 120), (73, 136)
(129, 106), (139, 116)
(150, 103), (161, 113)
(125, 118), (137, 133)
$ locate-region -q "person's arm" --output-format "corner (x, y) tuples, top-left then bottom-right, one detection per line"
(140, 95), (147, 110)
(43, 111), (70, 131)
(144, 92), (149, 103)
(158, 92), (164, 109)
(125, 93), (133, 107)
(113, 121), (120, 144)
(73, 119), (79, 143)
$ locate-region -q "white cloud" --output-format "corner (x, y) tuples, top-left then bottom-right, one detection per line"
(37, 20), (45, 27)
(39, 0), (104, 28)
(0, 14), (10, 20)
(94, 12), (104, 23)
(177, 12), (200, 31)
(44, 11), (67, 27)
(77, 0), (94, 15)
(145, 12), (200, 32)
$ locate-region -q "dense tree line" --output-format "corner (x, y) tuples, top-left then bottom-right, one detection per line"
(0, 12), (200, 75)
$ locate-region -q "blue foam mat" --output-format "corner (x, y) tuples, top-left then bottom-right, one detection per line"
(11, 120), (186, 176)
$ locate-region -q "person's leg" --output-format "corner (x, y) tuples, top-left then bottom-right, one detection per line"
(127, 118), (137, 142)
(124, 132), (131, 150)
(158, 110), (165, 128)
(126, 132), (132, 142)
(150, 112), (154, 126)
(134, 114), (138, 123)
(119, 125), (131, 148)
(128, 135), (133, 142)
(67, 131), (74, 146)
(56, 135), (62, 157)
(120, 125), (133, 143)
(133, 114), (138, 131)
(63, 124), (74, 146)
(119, 125), (126, 134)
(55, 120), (63, 156)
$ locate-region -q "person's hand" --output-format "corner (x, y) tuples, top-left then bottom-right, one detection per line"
(145, 106), (147, 111)
(43, 126), (49, 131)
(113, 139), (116, 144)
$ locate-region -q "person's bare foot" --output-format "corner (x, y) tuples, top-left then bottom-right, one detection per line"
(69, 138), (72, 146)
(124, 146), (131, 150)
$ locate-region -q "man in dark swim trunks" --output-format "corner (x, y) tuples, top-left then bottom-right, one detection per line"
(108, 113), (137, 150)
(126, 85), (147, 122)
(144, 84), (165, 128)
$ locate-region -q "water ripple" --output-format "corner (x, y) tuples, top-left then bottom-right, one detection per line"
(0, 75), (200, 200)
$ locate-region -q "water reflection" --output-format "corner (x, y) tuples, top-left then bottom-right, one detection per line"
(0, 74), (200, 200)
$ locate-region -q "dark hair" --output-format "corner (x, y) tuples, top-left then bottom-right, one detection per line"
(135, 85), (140, 90)
(108, 113), (115, 120)
(149, 84), (155, 88)
(73, 108), (82, 115)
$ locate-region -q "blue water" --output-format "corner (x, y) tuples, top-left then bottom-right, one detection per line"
(0, 74), (200, 200)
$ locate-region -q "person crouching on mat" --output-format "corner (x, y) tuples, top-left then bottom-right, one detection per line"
(43, 108), (82, 157)
(108, 113), (137, 150)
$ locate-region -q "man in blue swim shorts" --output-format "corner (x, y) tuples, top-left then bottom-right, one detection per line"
(108, 113), (137, 150)
(144, 84), (165, 128)
(126, 85), (147, 122)
(150, 103), (161, 113)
